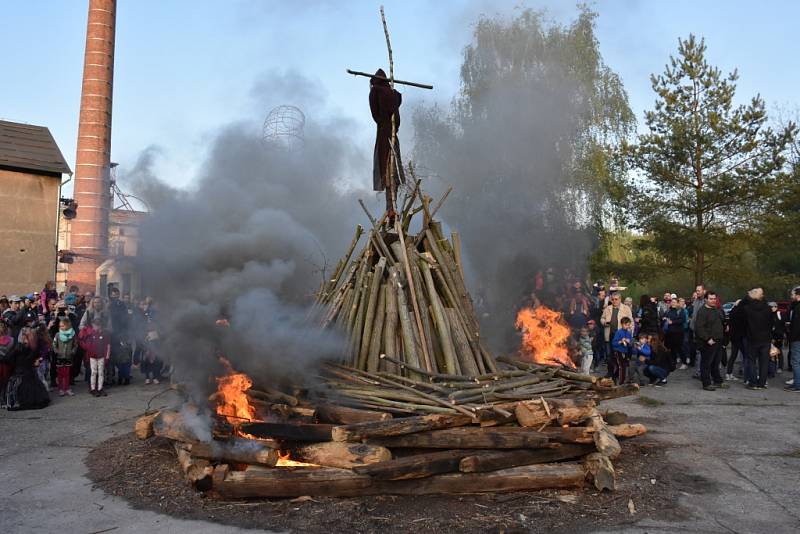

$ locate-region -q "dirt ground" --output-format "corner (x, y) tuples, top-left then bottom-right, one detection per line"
(86, 432), (684, 534)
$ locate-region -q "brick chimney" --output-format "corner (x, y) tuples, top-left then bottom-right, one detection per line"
(69, 0), (116, 291)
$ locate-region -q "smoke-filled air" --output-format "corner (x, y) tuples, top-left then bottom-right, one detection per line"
(412, 8), (634, 350)
(123, 72), (382, 396)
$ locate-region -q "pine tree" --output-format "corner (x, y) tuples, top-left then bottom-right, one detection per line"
(623, 35), (795, 286)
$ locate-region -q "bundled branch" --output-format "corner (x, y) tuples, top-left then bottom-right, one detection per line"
(315, 181), (495, 378)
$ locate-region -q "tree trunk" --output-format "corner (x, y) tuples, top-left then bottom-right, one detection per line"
(332, 413), (472, 442)
(366, 426), (549, 449)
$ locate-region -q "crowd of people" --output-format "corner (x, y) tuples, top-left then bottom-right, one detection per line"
(549, 277), (800, 394)
(0, 282), (164, 411)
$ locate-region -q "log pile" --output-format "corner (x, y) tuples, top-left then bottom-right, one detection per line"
(136, 381), (644, 499)
(133, 184), (650, 499)
(313, 181), (495, 377)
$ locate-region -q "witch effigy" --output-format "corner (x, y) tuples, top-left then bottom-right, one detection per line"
(369, 69), (405, 222)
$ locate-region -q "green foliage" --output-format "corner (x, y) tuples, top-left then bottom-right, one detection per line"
(622, 35), (796, 287)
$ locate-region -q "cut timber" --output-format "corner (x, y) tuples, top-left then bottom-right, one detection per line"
(240, 422), (333, 442)
(608, 423), (647, 438)
(540, 426), (595, 444)
(315, 403), (392, 425)
(332, 413), (472, 442)
(212, 464), (372, 499)
(353, 449), (479, 480)
(583, 452), (616, 491)
(173, 442), (213, 491)
(458, 443), (595, 473)
(515, 399), (596, 427)
(590, 412), (622, 459)
(135, 412), (158, 439)
(153, 409), (206, 443)
(289, 442), (391, 469)
(189, 439), (278, 467)
(367, 426), (549, 449)
(211, 463), (585, 499)
(248, 387), (299, 407)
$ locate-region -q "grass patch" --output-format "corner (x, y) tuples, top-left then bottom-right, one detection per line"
(637, 395), (664, 407)
(787, 448), (800, 458)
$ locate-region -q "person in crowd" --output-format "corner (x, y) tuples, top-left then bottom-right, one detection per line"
(694, 291), (728, 391)
(0, 321), (15, 408)
(726, 299), (746, 381)
(687, 285), (706, 369)
(2, 296), (25, 338)
(637, 295), (660, 336)
(51, 317), (78, 397)
(141, 329), (163, 385)
(610, 316), (634, 384)
(657, 292), (672, 320)
(742, 287), (772, 390)
(601, 294), (633, 378)
(79, 296), (108, 331)
(567, 281), (591, 329)
(643, 337), (673, 386)
(107, 287), (132, 386)
(629, 332), (652, 386)
(784, 287), (800, 392)
(40, 281), (58, 314)
(769, 301), (785, 374)
(590, 289), (608, 369)
(4, 327), (50, 410)
(664, 297), (686, 368)
(578, 325), (594, 375)
(79, 317), (110, 397)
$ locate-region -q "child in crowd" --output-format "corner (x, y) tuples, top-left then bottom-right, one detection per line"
(141, 329), (162, 385)
(628, 333), (652, 386)
(611, 317), (634, 384)
(578, 326), (594, 375)
(52, 317), (78, 397)
(79, 317), (110, 397)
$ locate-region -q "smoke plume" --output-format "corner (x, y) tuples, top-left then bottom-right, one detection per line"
(124, 72), (382, 395)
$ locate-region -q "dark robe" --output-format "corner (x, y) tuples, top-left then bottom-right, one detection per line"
(5, 345), (50, 411)
(369, 69), (405, 192)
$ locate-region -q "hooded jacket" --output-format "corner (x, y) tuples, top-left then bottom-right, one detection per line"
(743, 296), (772, 344)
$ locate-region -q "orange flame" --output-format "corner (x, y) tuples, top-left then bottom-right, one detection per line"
(276, 451), (319, 468)
(215, 357), (257, 425)
(515, 306), (575, 368)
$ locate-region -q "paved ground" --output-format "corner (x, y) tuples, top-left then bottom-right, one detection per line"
(1, 367), (799, 534)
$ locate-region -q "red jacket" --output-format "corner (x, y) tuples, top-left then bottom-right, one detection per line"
(78, 326), (110, 360)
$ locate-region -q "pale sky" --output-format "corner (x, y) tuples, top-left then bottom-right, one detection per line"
(1, 0), (797, 193)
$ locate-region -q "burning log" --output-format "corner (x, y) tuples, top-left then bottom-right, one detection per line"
(315, 403), (392, 425)
(367, 426), (549, 449)
(288, 442), (391, 469)
(153, 408), (207, 444)
(240, 422), (334, 442)
(189, 439), (279, 467)
(248, 387), (299, 407)
(211, 463), (585, 499)
(458, 443), (595, 473)
(331, 413), (473, 442)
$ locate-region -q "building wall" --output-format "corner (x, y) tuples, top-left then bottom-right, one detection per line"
(0, 168), (60, 295)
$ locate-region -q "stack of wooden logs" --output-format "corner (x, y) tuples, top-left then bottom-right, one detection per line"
(314, 182), (495, 376)
(135, 383), (645, 499)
